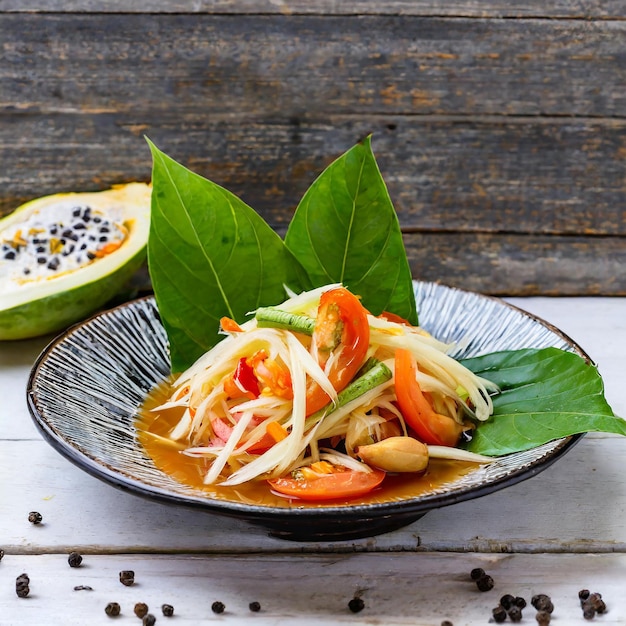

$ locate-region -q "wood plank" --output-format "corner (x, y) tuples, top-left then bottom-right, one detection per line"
(1, 0), (625, 18)
(2, 114), (625, 236)
(3, 15), (626, 118)
(405, 232), (626, 296)
(0, 333), (54, 441)
(2, 233), (623, 295)
(506, 297), (626, 405)
(0, 552), (625, 625)
(2, 435), (625, 554)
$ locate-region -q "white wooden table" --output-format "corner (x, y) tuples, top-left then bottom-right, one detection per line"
(2, 297), (626, 625)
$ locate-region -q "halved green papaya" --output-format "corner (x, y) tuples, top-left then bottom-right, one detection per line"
(0, 183), (151, 340)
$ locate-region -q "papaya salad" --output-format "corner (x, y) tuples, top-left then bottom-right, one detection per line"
(152, 284), (497, 501)
(148, 284), (499, 502)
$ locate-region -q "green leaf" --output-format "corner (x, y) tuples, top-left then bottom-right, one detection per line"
(461, 347), (625, 456)
(147, 139), (306, 372)
(284, 136), (418, 325)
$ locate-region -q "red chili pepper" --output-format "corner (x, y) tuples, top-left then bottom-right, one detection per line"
(234, 358), (260, 398)
(224, 358), (261, 400)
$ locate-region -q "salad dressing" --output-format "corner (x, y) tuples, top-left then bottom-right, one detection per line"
(137, 381), (480, 508)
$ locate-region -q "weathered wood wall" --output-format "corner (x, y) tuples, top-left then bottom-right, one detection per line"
(2, 2), (625, 295)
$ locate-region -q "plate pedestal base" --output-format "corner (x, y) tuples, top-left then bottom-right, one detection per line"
(255, 512), (428, 542)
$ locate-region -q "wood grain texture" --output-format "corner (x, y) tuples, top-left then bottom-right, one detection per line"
(4, 435), (626, 555)
(2, 0), (625, 17)
(1, 10), (625, 295)
(2, 115), (625, 294)
(2, 116), (625, 235)
(1, 553), (625, 625)
(405, 233), (626, 295)
(3, 15), (626, 117)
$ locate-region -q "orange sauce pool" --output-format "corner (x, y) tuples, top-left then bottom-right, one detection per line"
(136, 380), (480, 508)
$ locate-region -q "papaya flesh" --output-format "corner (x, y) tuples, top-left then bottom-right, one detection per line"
(0, 183), (151, 340)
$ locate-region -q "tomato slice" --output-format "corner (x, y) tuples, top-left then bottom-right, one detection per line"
(306, 287), (370, 415)
(268, 466), (385, 501)
(394, 348), (464, 447)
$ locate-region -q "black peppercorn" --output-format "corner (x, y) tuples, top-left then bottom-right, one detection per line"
(514, 596), (527, 609)
(441, 621), (454, 626)
(134, 602), (149, 618)
(161, 604), (174, 617)
(105, 602), (121, 617)
(28, 511), (43, 525)
(470, 567), (485, 580)
(476, 574), (494, 592)
(119, 570), (135, 586)
(541, 599), (553, 614)
(15, 573), (30, 598)
(0, 548), (4, 561)
(536, 609), (551, 625)
(580, 591), (607, 618)
(532, 594), (554, 613)
(582, 604), (596, 620)
(508, 605), (523, 622)
(142, 615), (156, 626)
(249, 601), (261, 612)
(500, 594), (515, 609)
(348, 597), (365, 613)
(67, 551), (83, 568)
(591, 600), (606, 615)
(211, 601), (225, 614)
(588, 592), (605, 613)
(492, 605), (507, 623)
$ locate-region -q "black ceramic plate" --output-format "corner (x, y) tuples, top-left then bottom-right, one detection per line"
(27, 282), (584, 541)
